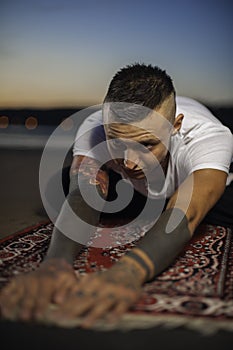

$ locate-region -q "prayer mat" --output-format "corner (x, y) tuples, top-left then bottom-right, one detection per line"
(0, 219), (233, 335)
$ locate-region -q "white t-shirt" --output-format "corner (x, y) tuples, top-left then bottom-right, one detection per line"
(73, 96), (233, 199)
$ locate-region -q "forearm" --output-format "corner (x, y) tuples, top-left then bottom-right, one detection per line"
(45, 230), (83, 265)
(45, 157), (109, 265)
(124, 208), (191, 283)
(45, 180), (101, 264)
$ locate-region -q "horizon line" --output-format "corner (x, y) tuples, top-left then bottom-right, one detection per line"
(0, 103), (233, 110)
(0, 104), (102, 110)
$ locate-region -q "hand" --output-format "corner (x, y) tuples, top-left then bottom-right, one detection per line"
(0, 258), (79, 321)
(47, 257), (146, 329)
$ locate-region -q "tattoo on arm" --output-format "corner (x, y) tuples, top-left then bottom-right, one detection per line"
(127, 208), (191, 281)
(99, 259), (143, 291)
(46, 156), (109, 263)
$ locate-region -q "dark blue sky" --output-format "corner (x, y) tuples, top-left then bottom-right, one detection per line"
(1, 0), (232, 107)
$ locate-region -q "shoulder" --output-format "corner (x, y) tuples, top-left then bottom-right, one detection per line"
(175, 96), (232, 141)
(176, 96), (221, 124)
(171, 98), (233, 177)
(79, 109), (103, 130)
(74, 108), (105, 140)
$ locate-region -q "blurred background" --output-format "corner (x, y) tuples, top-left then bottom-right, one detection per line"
(1, 0), (233, 236)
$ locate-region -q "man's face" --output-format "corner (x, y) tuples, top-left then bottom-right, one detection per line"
(104, 109), (174, 180)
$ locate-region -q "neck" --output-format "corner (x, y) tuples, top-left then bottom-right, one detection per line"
(160, 152), (170, 176)
(146, 152), (170, 192)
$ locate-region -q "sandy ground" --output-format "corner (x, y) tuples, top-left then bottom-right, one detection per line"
(0, 122), (76, 239)
(0, 149), (49, 238)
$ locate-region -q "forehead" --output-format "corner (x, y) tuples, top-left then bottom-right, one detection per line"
(104, 111), (172, 140)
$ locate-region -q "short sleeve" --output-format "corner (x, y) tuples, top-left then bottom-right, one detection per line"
(72, 110), (110, 162)
(183, 123), (233, 174)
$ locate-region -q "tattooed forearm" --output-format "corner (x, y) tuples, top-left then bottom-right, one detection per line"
(46, 156), (109, 263)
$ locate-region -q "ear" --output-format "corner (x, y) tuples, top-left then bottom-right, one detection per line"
(172, 114), (184, 135)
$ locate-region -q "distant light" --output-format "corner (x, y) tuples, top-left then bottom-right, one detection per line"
(25, 116), (38, 130)
(60, 117), (74, 131)
(0, 116), (9, 129)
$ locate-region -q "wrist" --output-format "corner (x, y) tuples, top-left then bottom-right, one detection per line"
(120, 253), (150, 285)
(124, 248), (155, 283)
(40, 257), (73, 272)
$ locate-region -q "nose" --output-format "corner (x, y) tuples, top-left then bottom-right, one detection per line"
(124, 150), (140, 170)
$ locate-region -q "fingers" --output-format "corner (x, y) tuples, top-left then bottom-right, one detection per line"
(80, 294), (116, 328)
(49, 285), (99, 319)
(0, 268), (79, 322)
(48, 283), (137, 329)
(0, 276), (52, 321)
(0, 268), (141, 329)
(17, 278), (39, 320)
(0, 278), (25, 320)
(53, 278), (79, 305)
(47, 290), (116, 328)
(33, 280), (56, 319)
(106, 299), (130, 324)
(34, 273), (79, 319)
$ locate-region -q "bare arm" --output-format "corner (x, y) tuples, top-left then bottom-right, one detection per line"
(166, 168), (227, 234)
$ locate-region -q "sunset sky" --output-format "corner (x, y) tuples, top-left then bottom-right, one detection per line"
(1, 0), (232, 108)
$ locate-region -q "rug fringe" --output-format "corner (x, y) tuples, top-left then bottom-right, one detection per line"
(112, 313), (233, 335)
(43, 306), (233, 335)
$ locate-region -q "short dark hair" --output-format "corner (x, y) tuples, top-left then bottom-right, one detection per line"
(103, 63), (175, 122)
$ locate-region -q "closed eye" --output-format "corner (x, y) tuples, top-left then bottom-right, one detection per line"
(141, 143), (153, 149)
(140, 140), (160, 150)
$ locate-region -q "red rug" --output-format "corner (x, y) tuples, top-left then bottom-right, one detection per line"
(0, 220), (233, 334)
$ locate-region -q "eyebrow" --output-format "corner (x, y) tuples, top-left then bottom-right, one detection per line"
(139, 138), (160, 145)
(105, 126), (161, 145)
(107, 135), (160, 145)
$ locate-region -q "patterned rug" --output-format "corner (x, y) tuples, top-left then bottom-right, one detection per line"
(0, 220), (233, 334)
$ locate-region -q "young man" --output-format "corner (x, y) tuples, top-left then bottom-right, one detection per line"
(1, 63), (232, 328)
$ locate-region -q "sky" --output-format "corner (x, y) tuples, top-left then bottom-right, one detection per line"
(0, 0), (233, 108)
